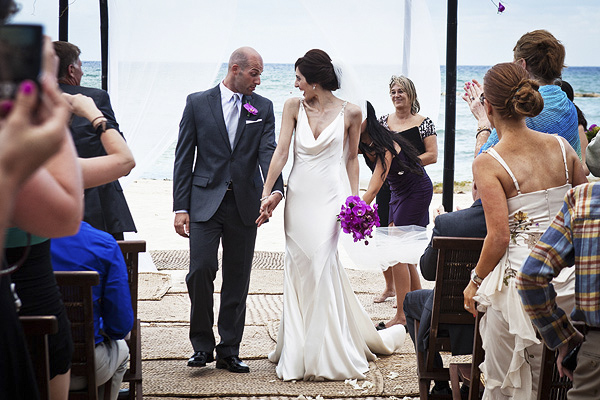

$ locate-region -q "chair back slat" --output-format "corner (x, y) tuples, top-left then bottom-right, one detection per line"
(417, 236), (484, 399)
(20, 315), (58, 400)
(116, 240), (146, 400)
(55, 271), (99, 400)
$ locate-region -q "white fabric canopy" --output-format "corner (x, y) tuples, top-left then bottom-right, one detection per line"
(105, 0), (440, 186)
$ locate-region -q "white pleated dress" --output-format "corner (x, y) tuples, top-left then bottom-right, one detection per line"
(268, 101), (405, 381)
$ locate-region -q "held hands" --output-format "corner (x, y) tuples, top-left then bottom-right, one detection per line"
(256, 192), (283, 227)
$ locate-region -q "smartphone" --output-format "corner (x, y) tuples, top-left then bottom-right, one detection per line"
(0, 24), (43, 101)
(561, 342), (581, 372)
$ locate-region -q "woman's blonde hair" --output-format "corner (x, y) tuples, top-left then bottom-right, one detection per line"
(389, 75), (420, 115)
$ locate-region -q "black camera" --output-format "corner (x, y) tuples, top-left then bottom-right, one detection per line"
(0, 24), (43, 101)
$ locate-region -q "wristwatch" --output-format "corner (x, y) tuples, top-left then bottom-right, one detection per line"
(470, 269), (483, 287)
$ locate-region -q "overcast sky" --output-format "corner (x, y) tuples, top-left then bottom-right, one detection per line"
(10, 0), (600, 66)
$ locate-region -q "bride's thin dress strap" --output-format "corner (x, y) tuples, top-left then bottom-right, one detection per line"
(485, 148), (522, 195)
(340, 101), (347, 115)
(552, 135), (569, 183)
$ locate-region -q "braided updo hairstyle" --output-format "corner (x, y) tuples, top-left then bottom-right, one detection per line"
(295, 49), (339, 91)
(483, 62), (544, 120)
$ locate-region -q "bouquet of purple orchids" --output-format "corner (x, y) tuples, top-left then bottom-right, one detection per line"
(337, 196), (380, 245)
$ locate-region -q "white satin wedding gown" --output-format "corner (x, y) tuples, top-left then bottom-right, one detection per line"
(268, 101), (405, 381)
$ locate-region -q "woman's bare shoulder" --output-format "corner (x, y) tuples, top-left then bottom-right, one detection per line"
(344, 102), (362, 119)
(284, 97), (302, 108)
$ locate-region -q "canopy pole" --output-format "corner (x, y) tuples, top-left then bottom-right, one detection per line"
(100, 0), (109, 91)
(58, 0), (68, 41)
(442, 0), (458, 212)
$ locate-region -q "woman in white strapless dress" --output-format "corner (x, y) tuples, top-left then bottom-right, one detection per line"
(258, 49), (405, 381)
(462, 63), (587, 399)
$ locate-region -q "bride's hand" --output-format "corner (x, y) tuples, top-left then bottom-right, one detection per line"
(256, 193), (282, 227)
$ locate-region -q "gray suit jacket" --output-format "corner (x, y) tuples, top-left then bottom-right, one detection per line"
(172, 85), (283, 226)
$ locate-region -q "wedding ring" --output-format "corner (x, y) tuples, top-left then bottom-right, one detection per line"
(464, 303), (469, 309)
(470, 96), (475, 101)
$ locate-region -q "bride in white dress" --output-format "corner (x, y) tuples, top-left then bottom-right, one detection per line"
(257, 49), (405, 381)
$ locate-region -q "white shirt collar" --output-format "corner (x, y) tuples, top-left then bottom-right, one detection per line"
(220, 81), (240, 105)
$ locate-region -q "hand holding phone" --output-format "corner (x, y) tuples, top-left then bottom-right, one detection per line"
(0, 24), (43, 102)
(561, 342), (581, 373)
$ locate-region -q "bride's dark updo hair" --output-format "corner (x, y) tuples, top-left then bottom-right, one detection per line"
(483, 62), (544, 119)
(295, 49), (339, 91)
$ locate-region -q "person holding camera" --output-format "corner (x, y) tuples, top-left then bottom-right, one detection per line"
(517, 182), (600, 399)
(0, 42), (75, 400)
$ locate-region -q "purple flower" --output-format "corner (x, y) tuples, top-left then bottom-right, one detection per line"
(352, 202), (367, 217)
(337, 196), (381, 245)
(345, 195), (361, 207)
(243, 102), (258, 116)
(490, 0), (505, 13)
(591, 124), (598, 130)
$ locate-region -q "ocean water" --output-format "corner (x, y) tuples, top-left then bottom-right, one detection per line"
(82, 62), (600, 184)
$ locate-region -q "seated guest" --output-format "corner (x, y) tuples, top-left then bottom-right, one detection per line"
(403, 200), (486, 395)
(51, 221), (133, 400)
(462, 62), (586, 399)
(517, 182), (600, 395)
(53, 40), (137, 240)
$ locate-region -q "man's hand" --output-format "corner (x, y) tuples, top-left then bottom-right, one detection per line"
(174, 212), (190, 238)
(433, 205), (446, 221)
(557, 331), (585, 380)
(256, 192), (283, 227)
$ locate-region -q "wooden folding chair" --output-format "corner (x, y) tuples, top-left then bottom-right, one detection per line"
(55, 270), (101, 400)
(19, 315), (58, 400)
(536, 345), (572, 400)
(416, 237), (484, 399)
(449, 310), (485, 400)
(116, 240), (146, 400)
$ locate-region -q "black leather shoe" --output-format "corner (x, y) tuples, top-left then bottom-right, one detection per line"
(216, 355), (250, 373)
(117, 389), (130, 400)
(187, 351), (214, 367)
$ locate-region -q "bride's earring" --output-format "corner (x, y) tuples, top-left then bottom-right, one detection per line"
(313, 85), (316, 90)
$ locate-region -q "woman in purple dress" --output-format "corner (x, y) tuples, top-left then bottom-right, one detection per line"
(361, 101), (433, 329)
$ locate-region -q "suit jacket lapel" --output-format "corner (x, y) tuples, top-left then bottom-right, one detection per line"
(207, 86), (232, 152)
(232, 94), (250, 152)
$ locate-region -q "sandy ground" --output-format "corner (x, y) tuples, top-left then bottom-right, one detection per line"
(123, 179), (476, 255)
